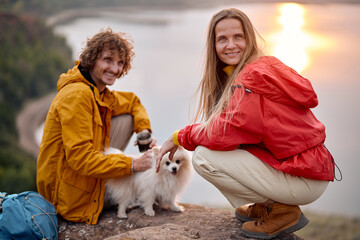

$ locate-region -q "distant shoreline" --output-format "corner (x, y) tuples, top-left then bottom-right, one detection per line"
(47, 7), (172, 26)
(46, 0), (360, 26)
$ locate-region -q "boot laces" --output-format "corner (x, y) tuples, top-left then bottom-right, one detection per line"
(246, 204), (256, 216)
(248, 203), (256, 210)
(255, 206), (272, 226)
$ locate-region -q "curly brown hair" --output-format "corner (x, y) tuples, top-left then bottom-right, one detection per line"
(79, 28), (134, 78)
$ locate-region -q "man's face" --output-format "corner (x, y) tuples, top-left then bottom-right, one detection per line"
(90, 49), (124, 92)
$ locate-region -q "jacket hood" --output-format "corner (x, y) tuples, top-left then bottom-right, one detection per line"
(237, 56), (318, 108)
(57, 61), (93, 91)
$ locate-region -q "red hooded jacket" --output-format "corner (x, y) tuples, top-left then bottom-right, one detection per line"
(178, 56), (334, 181)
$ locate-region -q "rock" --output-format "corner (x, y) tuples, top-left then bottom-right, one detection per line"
(58, 203), (303, 240)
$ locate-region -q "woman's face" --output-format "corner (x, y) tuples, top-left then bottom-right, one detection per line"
(215, 18), (246, 66)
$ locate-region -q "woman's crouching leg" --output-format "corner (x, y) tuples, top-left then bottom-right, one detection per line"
(192, 146), (269, 208)
(192, 146), (329, 207)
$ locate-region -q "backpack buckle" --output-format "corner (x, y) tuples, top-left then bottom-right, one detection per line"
(0, 193), (6, 212)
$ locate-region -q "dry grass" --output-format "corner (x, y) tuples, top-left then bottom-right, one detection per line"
(209, 205), (360, 239)
(297, 211), (360, 240)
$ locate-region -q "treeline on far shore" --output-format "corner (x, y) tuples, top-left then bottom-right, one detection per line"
(0, 9), (72, 193)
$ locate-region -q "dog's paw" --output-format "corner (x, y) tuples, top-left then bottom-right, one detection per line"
(170, 204), (184, 213)
(144, 208), (155, 217)
(117, 211), (128, 219)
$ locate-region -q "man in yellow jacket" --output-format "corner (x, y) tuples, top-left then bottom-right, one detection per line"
(37, 28), (156, 225)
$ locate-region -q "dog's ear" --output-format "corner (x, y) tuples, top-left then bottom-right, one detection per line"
(152, 146), (160, 156)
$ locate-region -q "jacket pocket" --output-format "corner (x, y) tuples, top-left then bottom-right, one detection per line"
(57, 168), (97, 219)
(61, 167), (96, 193)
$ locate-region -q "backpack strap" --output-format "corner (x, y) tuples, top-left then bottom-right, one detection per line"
(0, 192), (7, 212)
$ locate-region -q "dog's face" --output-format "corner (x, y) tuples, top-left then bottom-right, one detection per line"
(154, 147), (191, 176)
(164, 157), (182, 175)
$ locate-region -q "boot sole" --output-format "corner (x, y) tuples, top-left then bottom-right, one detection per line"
(235, 209), (256, 222)
(241, 213), (309, 239)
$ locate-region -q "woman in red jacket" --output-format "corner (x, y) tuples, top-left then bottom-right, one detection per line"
(156, 8), (335, 239)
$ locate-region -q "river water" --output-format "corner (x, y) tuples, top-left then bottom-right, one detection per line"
(45, 3), (360, 217)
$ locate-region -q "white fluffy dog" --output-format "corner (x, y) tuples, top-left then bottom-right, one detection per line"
(105, 146), (192, 219)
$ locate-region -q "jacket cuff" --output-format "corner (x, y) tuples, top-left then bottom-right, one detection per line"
(172, 130), (181, 146)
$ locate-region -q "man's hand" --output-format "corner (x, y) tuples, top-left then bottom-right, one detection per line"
(149, 137), (157, 149)
(132, 149), (153, 172)
(133, 130), (157, 148)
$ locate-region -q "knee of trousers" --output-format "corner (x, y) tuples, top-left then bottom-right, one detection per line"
(110, 114), (134, 150)
(111, 114), (133, 126)
(192, 146), (216, 175)
(110, 114), (134, 135)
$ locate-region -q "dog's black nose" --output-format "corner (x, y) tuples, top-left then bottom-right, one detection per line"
(172, 167), (177, 172)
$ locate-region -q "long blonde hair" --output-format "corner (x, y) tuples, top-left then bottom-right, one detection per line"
(194, 8), (264, 132)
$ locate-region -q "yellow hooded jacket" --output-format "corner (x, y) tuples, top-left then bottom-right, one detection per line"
(36, 62), (151, 224)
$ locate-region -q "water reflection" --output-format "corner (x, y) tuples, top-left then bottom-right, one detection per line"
(272, 3), (309, 73)
(269, 3), (333, 74)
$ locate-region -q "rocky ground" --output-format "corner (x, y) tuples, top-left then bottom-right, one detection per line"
(58, 203), (302, 240)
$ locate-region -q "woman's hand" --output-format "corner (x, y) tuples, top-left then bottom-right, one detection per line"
(155, 136), (179, 173)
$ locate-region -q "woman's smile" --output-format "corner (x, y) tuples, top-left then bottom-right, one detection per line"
(215, 18), (246, 66)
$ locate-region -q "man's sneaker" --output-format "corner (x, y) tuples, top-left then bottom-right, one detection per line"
(241, 203), (309, 239)
(235, 203), (266, 222)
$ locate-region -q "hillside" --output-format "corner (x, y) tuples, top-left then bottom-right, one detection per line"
(0, 12), (72, 193)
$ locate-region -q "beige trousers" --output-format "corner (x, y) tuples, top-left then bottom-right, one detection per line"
(192, 146), (329, 208)
(109, 114), (134, 151)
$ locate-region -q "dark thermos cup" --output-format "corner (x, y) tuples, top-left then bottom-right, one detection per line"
(136, 131), (152, 152)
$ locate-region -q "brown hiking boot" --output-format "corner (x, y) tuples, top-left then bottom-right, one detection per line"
(235, 203), (265, 222)
(241, 203), (309, 239)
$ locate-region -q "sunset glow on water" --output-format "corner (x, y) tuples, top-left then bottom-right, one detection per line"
(270, 3), (333, 74)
